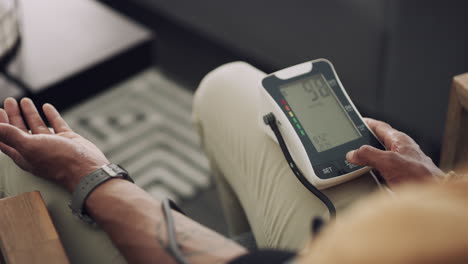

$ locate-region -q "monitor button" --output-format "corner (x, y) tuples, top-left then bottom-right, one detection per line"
(314, 163), (340, 179)
(340, 159), (362, 172)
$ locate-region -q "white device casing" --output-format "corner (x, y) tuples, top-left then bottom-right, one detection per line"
(259, 59), (381, 189)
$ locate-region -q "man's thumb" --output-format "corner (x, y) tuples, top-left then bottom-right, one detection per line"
(0, 124), (28, 150)
(346, 145), (388, 168)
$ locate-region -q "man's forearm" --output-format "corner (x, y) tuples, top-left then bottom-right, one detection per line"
(85, 179), (247, 264)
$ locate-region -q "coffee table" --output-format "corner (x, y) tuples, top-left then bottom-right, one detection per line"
(0, 0), (154, 111)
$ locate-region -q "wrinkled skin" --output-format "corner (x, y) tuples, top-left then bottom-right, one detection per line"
(346, 118), (444, 187)
(0, 98), (109, 192)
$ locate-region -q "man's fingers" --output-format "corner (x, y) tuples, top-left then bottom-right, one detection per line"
(0, 109), (9, 123)
(364, 118), (415, 151)
(43, 103), (72, 133)
(4, 98), (28, 132)
(20, 98), (51, 134)
(363, 118), (398, 149)
(0, 123), (28, 151)
(346, 145), (392, 169)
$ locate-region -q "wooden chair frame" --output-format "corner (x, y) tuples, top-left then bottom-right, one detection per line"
(440, 73), (468, 172)
(0, 191), (70, 264)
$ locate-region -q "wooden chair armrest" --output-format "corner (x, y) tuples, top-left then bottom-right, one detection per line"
(440, 73), (468, 172)
(454, 73), (468, 109)
(0, 191), (70, 264)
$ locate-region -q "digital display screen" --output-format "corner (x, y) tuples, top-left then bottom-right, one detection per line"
(280, 74), (361, 152)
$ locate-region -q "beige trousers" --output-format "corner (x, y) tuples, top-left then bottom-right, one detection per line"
(192, 62), (379, 250)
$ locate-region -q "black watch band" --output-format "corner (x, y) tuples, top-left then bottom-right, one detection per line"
(69, 164), (134, 225)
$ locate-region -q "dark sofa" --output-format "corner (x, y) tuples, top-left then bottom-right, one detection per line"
(102, 0), (468, 161)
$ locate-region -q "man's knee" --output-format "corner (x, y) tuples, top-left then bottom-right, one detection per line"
(194, 62), (258, 111)
(192, 61), (253, 134)
(193, 61), (267, 132)
(197, 61), (253, 95)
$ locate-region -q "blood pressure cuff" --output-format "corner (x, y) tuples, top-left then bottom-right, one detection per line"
(228, 217), (323, 263)
(228, 249), (295, 264)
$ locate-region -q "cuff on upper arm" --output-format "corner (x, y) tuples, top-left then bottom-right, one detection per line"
(228, 249), (295, 264)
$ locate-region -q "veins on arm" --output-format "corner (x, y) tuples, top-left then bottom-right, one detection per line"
(155, 213), (246, 263)
(86, 180), (246, 264)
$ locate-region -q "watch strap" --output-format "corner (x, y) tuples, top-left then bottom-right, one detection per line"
(69, 164), (133, 225)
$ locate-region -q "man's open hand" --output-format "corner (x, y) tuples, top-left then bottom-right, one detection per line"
(0, 98), (109, 192)
(346, 118), (444, 187)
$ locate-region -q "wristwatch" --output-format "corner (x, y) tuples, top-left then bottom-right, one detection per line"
(69, 164), (134, 225)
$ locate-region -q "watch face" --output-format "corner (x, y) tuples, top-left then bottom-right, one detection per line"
(102, 165), (119, 177)
(112, 164), (134, 183)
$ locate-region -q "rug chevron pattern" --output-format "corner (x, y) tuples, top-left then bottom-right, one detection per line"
(63, 69), (211, 203)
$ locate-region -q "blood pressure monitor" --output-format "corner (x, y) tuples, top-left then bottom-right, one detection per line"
(259, 59), (385, 189)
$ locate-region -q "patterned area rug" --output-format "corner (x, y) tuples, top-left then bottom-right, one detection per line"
(63, 69), (211, 203)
